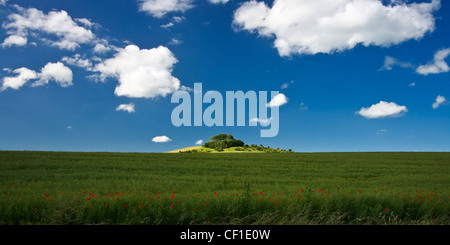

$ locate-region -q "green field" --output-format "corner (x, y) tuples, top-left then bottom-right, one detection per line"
(0, 151), (449, 225)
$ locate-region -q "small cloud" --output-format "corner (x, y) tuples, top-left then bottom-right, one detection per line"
(93, 43), (113, 54)
(357, 101), (408, 119)
(168, 38), (182, 45)
(67, 125), (72, 129)
(432, 95), (447, 109)
(208, 0), (230, 4)
(152, 136), (172, 143)
(376, 129), (388, 135)
(250, 117), (272, 126)
(195, 139), (204, 145)
(417, 48), (450, 75)
(74, 18), (94, 28)
(266, 93), (288, 108)
(138, 0), (194, 18)
(1, 35), (27, 48)
(281, 80), (294, 90)
(380, 56), (414, 71)
(161, 22), (174, 28)
(172, 16), (184, 23)
(299, 102), (308, 110)
(61, 54), (93, 70)
(408, 82), (415, 87)
(116, 103), (135, 113)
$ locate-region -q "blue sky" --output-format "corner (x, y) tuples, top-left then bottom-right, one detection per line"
(0, 0), (449, 152)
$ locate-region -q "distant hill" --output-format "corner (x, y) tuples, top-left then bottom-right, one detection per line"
(166, 133), (293, 153)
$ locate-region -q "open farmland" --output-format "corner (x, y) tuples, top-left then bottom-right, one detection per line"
(0, 151), (449, 225)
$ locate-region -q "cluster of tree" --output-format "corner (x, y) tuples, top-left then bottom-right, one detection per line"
(203, 134), (244, 150)
(240, 144), (293, 153)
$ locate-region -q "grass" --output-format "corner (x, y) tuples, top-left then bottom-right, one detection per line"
(168, 146), (289, 153)
(0, 151), (449, 225)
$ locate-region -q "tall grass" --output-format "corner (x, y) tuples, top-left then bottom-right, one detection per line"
(0, 151), (449, 225)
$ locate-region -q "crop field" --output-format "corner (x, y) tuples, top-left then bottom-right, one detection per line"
(0, 151), (449, 225)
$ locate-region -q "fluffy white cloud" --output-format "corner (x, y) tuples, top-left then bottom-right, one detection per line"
(432, 95), (446, 109)
(357, 101), (408, 119)
(416, 48), (450, 75)
(2, 7), (95, 50)
(62, 54), (93, 69)
(1, 35), (27, 47)
(33, 62), (73, 87)
(209, 0), (230, 4)
(1, 67), (37, 91)
(0, 0), (8, 6)
(266, 93), (288, 107)
(93, 43), (113, 54)
(233, 0), (440, 56)
(138, 0), (194, 18)
(152, 135), (172, 143)
(195, 139), (204, 145)
(94, 45), (181, 99)
(116, 103), (136, 113)
(1, 62), (72, 91)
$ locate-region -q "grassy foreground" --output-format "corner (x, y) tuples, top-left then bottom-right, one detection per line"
(0, 151), (449, 225)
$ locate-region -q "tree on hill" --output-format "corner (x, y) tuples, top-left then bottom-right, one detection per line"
(209, 134), (234, 142)
(203, 133), (244, 150)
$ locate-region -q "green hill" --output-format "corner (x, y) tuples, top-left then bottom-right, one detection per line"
(168, 133), (293, 153)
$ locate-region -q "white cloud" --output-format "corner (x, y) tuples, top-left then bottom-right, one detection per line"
(93, 43), (113, 54)
(152, 135), (172, 143)
(376, 129), (388, 135)
(281, 80), (294, 90)
(266, 93), (288, 107)
(299, 102), (308, 110)
(94, 44), (181, 99)
(33, 62), (73, 87)
(138, 0), (194, 18)
(195, 139), (204, 145)
(62, 54), (93, 69)
(409, 82), (416, 87)
(1, 35), (27, 48)
(357, 101), (408, 119)
(2, 7), (95, 50)
(209, 0), (230, 4)
(1, 67), (37, 91)
(380, 56), (415, 71)
(416, 48), (450, 75)
(250, 117), (272, 126)
(74, 18), (94, 28)
(0, 0), (8, 6)
(1, 62), (72, 91)
(168, 38), (182, 45)
(172, 16), (184, 23)
(67, 125), (72, 129)
(161, 22), (174, 28)
(432, 95), (446, 109)
(233, 0), (440, 56)
(116, 103), (136, 113)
